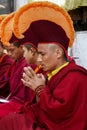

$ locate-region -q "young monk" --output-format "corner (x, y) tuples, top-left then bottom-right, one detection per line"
(0, 12), (39, 103)
(23, 43), (38, 64)
(0, 12), (42, 119)
(0, 32), (44, 119)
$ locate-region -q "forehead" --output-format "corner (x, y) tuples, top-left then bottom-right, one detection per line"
(38, 44), (49, 51)
(7, 45), (17, 51)
(23, 46), (26, 50)
(38, 43), (56, 54)
(23, 46), (28, 52)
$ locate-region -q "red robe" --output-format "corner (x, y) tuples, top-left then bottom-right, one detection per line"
(0, 54), (13, 97)
(0, 60), (87, 130)
(6, 57), (35, 103)
(0, 58), (42, 119)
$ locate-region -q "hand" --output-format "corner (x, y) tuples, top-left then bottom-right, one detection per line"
(21, 66), (46, 91)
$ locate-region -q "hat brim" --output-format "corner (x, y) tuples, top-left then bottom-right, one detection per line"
(0, 14), (8, 23)
(13, 1), (74, 47)
(0, 14), (8, 38)
(0, 12), (15, 46)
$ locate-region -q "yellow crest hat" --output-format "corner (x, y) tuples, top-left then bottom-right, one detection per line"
(0, 14), (8, 38)
(0, 14), (8, 23)
(13, 1), (75, 47)
(0, 12), (15, 46)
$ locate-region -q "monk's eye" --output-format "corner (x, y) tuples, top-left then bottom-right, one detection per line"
(41, 53), (45, 56)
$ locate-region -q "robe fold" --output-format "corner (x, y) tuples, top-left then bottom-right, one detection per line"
(0, 54), (13, 97)
(6, 57), (35, 103)
(0, 60), (87, 130)
(0, 54), (13, 81)
(0, 57), (40, 119)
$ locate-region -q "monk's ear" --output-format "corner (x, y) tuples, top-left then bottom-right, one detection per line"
(56, 47), (63, 59)
(30, 47), (36, 55)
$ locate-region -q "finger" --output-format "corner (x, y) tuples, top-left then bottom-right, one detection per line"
(37, 73), (45, 81)
(21, 78), (32, 88)
(23, 72), (30, 81)
(24, 67), (35, 78)
(23, 67), (31, 77)
(27, 66), (36, 77)
(40, 74), (45, 81)
(21, 78), (28, 87)
(21, 78), (26, 85)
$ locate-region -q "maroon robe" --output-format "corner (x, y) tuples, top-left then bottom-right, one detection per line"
(0, 54), (13, 81)
(0, 58), (41, 119)
(0, 54), (13, 97)
(7, 57), (35, 103)
(0, 60), (87, 130)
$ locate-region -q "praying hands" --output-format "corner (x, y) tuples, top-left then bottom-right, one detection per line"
(21, 66), (46, 96)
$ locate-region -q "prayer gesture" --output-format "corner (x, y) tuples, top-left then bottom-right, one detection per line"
(21, 66), (46, 91)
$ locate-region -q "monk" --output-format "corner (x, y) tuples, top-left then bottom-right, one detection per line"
(6, 36), (43, 103)
(0, 14), (87, 130)
(0, 10), (43, 119)
(23, 43), (45, 101)
(0, 2), (87, 130)
(0, 41), (44, 119)
(0, 41), (35, 119)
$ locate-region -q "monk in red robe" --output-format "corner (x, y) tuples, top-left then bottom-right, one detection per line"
(2, 41), (32, 103)
(0, 38), (44, 119)
(0, 41), (36, 119)
(0, 42), (13, 81)
(0, 5), (87, 129)
(0, 42), (13, 97)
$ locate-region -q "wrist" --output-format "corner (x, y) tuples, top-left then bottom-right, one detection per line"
(35, 85), (44, 97)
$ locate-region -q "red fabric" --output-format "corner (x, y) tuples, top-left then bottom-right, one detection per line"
(0, 60), (87, 130)
(0, 54), (13, 81)
(0, 55), (13, 97)
(0, 58), (44, 120)
(8, 57), (35, 104)
(27, 20), (69, 50)
(0, 101), (22, 119)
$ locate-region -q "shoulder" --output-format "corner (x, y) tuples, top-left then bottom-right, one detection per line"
(2, 54), (13, 64)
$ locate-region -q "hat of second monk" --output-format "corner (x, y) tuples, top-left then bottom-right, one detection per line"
(9, 28), (38, 50)
(0, 12), (38, 49)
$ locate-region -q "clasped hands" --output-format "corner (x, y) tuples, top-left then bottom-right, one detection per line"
(21, 66), (46, 92)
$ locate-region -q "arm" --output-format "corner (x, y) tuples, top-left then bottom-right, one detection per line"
(39, 72), (87, 122)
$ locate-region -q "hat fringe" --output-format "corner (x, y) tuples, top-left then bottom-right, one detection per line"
(0, 12), (15, 46)
(0, 14), (8, 23)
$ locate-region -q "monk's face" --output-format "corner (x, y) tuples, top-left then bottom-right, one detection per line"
(23, 46), (33, 63)
(8, 45), (23, 60)
(23, 45), (38, 64)
(37, 43), (60, 73)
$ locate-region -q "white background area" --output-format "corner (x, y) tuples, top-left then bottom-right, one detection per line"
(69, 31), (87, 69)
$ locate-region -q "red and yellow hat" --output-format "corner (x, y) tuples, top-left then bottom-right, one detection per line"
(0, 14), (8, 23)
(0, 12), (39, 49)
(13, 1), (75, 48)
(0, 14), (8, 38)
(0, 12), (15, 46)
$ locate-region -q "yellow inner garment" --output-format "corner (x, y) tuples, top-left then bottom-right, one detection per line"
(47, 62), (69, 81)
